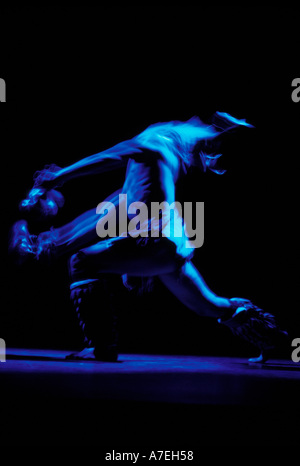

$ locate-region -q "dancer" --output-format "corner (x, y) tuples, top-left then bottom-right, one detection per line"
(10, 112), (288, 363)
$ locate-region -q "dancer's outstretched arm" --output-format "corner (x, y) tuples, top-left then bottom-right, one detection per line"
(37, 190), (122, 257)
(41, 139), (146, 189)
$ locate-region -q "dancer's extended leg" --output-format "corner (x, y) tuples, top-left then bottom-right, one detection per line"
(68, 238), (234, 319)
(159, 262), (288, 361)
(159, 261), (233, 318)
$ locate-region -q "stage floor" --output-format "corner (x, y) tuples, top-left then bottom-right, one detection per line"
(1, 349), (299, 446)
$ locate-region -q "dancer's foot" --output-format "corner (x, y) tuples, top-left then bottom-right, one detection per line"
(219, 301), (289, 364)
(66, 346), (118, 362)
(248, 331), (290, 363)
(248, 351), (272, 364)
(229, 297), (253, 309)
(66, 347), (97, 361)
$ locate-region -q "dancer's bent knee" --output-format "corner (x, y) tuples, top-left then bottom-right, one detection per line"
(68, 251), (93, 284)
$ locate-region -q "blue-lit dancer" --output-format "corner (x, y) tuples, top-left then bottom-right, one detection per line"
(10, 112), (288, 363)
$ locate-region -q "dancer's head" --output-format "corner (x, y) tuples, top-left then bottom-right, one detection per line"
(138, 112), (254, 174)
(191, 111), (254, 174)
(190, 136), (226, 174)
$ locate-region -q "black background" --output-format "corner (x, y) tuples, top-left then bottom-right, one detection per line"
(1, 6), (299, 357)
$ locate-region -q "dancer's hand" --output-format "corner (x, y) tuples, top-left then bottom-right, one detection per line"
(33, 164), (61, 190)
(19, 164), (64, 218)
(20, 188), (65, 218)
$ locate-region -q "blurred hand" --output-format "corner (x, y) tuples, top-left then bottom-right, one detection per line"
(33, 164), (61, 190)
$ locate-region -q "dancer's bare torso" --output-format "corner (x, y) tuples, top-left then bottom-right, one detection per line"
(117, 136), (192, 247)
(122, 149), (181, 208)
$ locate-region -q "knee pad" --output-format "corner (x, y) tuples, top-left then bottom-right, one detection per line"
(68, 251), (89, 283)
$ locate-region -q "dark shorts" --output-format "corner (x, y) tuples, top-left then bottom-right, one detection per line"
(68, 235), (194, 283)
